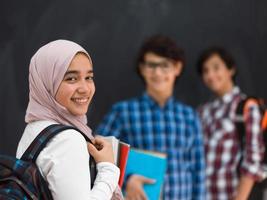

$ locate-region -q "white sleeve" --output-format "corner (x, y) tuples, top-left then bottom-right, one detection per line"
(37, 129), (120, 200)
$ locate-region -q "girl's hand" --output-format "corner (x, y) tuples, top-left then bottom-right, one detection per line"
(87, 136), (115, 164)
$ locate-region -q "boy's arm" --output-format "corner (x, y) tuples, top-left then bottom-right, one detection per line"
(235, 104), (265, 200)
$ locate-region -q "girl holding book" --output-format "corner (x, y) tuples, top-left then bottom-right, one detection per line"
(16, 40), (123, 200)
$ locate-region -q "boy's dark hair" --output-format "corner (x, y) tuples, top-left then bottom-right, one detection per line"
(197, 46), (237, 80)
(136, 35), (185, 78)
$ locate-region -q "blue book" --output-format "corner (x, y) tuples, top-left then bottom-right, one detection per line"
(125, 149), (167, 200)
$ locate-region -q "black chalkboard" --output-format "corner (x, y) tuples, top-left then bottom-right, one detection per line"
(1, 0), (267, 159)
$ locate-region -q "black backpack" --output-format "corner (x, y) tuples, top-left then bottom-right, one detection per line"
(0, 124), (97, 200)
(235, 97), (267, 200)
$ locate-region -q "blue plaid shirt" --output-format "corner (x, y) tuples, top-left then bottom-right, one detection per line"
(96, 93), (206, 200)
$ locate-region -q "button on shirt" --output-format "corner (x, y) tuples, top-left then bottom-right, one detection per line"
(96, 93), (206, 200)
(198, 87), (265, 200)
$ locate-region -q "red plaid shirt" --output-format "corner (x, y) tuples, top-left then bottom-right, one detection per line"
(198, 87), (265, 200)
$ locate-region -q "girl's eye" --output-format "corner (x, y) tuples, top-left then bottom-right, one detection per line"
(65, 76), (77, 82)
(86, 76), (94, 81)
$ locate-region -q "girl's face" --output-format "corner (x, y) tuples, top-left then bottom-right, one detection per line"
(202, 54), (235, 97)
(55, 53), (95, 116)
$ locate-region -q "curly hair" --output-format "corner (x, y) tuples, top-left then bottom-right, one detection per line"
(136, 35), (185, 79)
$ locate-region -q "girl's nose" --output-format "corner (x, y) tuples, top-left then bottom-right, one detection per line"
(77, 81), (90, 93)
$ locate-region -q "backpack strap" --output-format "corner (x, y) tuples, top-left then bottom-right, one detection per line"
(262, 111), (267, 131)
(21, 124), (96, 189)
(235, 98), (247, 150)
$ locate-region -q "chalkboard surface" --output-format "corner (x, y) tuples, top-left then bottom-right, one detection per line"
(1, 0), (267, 156)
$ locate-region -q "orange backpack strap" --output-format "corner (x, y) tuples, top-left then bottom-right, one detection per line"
(261, 107), (267, 131)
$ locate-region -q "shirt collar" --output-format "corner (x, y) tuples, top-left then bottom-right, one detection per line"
(142, 92), (174, 109)
(220, 86), (240, 104)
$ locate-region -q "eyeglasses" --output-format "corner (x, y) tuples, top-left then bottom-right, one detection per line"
(142, 60), (174, 73)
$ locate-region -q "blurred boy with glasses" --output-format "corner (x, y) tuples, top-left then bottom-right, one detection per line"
(96, 35), (206, 200)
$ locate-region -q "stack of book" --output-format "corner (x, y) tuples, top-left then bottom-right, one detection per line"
(125, 149), (167, 200)
(105, 136), (130, 187)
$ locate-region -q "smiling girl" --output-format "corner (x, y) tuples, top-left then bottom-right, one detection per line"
(16, 40), (123, 200)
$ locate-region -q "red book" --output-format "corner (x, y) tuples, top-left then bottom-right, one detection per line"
(104, 137), (130, 188)
(118, 141), (130, 188)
